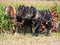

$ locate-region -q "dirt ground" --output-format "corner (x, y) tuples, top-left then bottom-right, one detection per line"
(0, 32), (60, 45)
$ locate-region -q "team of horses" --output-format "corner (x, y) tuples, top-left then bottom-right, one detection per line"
(5, 5), (60, 36)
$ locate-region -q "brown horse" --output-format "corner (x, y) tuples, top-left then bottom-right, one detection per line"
(5, 5), (17, 33)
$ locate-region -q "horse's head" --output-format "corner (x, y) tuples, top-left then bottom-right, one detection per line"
(25, 6), (36, 19)
(16, 5), (26, 17)
(5, 5), (16, 17)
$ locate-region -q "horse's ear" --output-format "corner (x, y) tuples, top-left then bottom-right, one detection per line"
(31, 6), (33, 8)
(19, 4), (21, 7)
(26, 6), (29, 8)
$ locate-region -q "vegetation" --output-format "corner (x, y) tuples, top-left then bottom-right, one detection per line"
(0, 2), (60, 33)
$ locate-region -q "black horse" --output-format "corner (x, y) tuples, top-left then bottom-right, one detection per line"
(33, 10), (52, 36)
(25, 6), (52, 36)
(21, 6), (33, 33)
(16, 5), (33, 34)
(24, 6), (37, 34)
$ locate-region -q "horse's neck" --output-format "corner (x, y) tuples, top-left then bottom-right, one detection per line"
(10, 7), (16, 16)
(13, 7), (16, 14)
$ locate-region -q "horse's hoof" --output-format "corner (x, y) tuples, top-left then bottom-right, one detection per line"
(20, 30), (24, 33)
(45, 33), (50, 36)
(35, 34), (39, 36)
(33, 33), (39, 36)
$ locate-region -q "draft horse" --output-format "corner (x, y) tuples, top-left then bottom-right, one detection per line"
(16, 5), (33, 34)
(25, 6), (52, 36)
(5, 5), (17, 34)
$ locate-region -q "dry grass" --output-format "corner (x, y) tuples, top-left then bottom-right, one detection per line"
(0, 32), (60, 45)
(0, 0), (60, 10)
(0, 0), (60, 6)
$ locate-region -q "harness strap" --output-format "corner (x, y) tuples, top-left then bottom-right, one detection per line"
(38, 10), (52, 22)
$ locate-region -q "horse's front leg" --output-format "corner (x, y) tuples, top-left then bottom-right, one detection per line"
(29, 24), (32, 33)
(12, 24), (18, 34)
(33, 22), (40, 36)
(12, 24), (16, 34)
(45, 22), (51, 36)
(20, 23), (26, 34)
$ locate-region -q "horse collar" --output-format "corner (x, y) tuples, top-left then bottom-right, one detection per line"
(10, 15), (16, 20)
